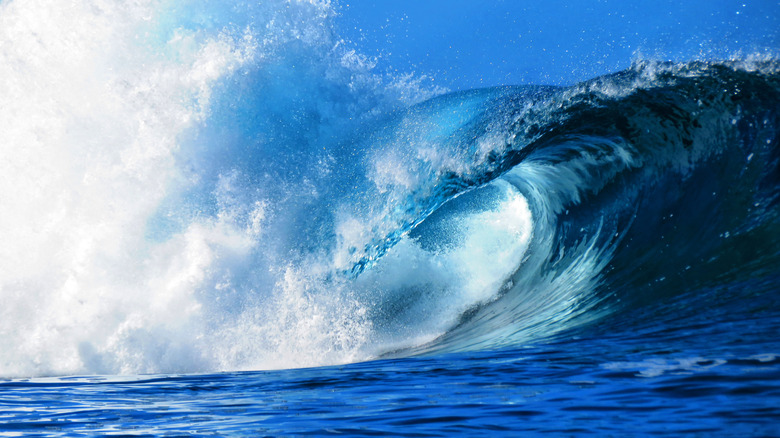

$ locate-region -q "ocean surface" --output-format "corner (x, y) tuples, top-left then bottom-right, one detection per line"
(1, 0), (779, 436)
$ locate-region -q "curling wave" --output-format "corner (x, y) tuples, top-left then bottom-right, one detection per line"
(0, 0), (778, 377)
(346, 60), (780, 358)
(390, 61), (780, 355)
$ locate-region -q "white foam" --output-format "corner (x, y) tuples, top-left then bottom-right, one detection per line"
(0, 0), (376, 377)
(2, 0), (533, 378)
(0, 0), (457, 378)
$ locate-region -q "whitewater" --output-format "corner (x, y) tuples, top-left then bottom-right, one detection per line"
(1, 0), (779, 435)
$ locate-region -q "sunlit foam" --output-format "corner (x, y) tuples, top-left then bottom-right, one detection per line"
(0, 0), (250, 376)
(0, 0), (436, 377)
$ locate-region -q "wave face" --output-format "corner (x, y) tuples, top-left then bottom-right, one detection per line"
(1, 0), (778, 378)
(367, 61), (780, 358)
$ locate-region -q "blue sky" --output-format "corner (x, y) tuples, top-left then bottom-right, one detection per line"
(336, 0), (780, 89)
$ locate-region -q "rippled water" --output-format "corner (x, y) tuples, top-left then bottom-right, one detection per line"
(4, 274), (779, 435)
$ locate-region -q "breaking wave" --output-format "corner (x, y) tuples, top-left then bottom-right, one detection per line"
(1, 0), (778, 377)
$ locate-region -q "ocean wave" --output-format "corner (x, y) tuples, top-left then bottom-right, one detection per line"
(1, 0), (778, 377)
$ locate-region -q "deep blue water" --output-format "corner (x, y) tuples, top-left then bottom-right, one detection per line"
(1, 1), (779, 436)
(4, 321), (780, 436)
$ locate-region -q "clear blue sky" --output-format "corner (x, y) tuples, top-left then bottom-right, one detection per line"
(336, 0), (780, 89)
